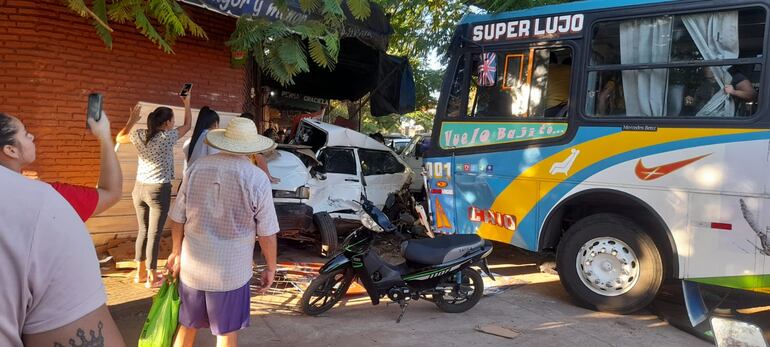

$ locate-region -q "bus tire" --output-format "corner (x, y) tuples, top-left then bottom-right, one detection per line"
(556, 213), (663, 314)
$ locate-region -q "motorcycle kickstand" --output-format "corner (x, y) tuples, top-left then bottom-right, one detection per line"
(395, 299), (408, 323)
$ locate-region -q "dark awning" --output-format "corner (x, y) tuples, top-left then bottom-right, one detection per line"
(181, 0), (414, 115)
(370, 55), (415, 117)
(180, 0), (392, 51)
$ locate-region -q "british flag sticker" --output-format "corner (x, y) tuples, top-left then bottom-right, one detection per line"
(478, 52), (497, 87)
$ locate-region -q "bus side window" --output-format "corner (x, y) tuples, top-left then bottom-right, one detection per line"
(530, 48), (572, 118)
(586, 8), (764, 118)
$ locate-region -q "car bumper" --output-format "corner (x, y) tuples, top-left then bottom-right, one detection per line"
(275, 203), (314, 232)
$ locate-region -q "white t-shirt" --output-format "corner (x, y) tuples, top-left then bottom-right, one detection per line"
(182, 129), (219, 174)
(0, 166), (106, 346)
(130, 128), (179, 183)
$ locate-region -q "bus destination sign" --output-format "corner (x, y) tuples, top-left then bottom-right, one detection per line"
(471, 13), (584, 43)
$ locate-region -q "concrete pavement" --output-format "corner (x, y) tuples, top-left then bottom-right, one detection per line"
(106, 241), (710, 346)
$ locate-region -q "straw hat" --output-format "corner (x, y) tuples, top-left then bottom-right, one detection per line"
(205, 118), (276, 154)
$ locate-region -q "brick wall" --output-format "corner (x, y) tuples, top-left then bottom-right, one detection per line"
(0, 0), (246, 185)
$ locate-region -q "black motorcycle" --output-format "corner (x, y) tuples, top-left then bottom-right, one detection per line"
(299, 197), (494, 322)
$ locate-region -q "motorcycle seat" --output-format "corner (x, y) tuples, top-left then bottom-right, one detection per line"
(400, 234), (484, 265)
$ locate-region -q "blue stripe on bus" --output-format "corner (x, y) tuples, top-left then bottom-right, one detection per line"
(452, 126), (619, 179)
(513, 130), (770, 250)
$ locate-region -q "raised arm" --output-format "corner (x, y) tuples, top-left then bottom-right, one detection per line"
(115, 104), (142, 144)
(175, 94), (193, 137)
(88, 111), (122, 216)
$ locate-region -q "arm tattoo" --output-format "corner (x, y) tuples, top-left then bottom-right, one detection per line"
(53, 321), (104, 347)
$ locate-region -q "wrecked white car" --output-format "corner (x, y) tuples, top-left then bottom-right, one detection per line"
(268, 119), (413, 256)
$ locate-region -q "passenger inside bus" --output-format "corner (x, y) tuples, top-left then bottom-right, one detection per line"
(543, 54), (571, 117)
(683, 66), (756, 116)
(721, 66), (756, 103)
(469, 47), (572, 119)
(586, 9), (763, 118)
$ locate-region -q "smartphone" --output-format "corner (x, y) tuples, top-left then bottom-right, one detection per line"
(87, 93), (103, 127)
(180, 83), (193, 97)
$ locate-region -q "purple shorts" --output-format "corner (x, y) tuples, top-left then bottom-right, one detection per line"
(178, 281), (251, 336)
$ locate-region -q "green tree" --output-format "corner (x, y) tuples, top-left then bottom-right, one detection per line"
(67, 0), (567, 96)
(228, 0), (374, 85)
(65, 0), (207, 53)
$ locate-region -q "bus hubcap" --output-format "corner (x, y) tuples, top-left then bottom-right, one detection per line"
(576, 237), (640, 296)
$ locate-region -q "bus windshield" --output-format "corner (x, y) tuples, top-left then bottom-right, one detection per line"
(466, 47), (572, 119)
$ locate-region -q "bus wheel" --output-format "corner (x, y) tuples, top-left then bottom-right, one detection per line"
(556, 213), (663, 314)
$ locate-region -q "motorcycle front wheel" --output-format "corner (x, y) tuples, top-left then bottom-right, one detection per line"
(434, 267), (484, 313)
(300, 267), (355, 316)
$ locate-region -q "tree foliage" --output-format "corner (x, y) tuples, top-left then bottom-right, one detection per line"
(228, 0), (370, 86)
(66, 0), (568, 115)
(65, 0), (207, 53)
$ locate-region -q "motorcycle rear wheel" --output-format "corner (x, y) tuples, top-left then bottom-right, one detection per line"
(434, 267), (484, 313)
(300, 268), (354, 316)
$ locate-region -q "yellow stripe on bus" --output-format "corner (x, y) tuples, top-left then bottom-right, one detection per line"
(476, 128), (762, 243)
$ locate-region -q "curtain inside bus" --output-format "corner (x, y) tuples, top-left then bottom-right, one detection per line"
(619, 17), (672, 117)
(618, 11), (739, 117)
(682, 12), (739, 117)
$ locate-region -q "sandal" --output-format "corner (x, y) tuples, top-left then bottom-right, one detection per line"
(144, 273), (164, 289)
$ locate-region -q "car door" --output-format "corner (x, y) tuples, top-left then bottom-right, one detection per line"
(357, 148), (409, 208)
(401, 135), (430, 192)
(308, 147), (363, 216)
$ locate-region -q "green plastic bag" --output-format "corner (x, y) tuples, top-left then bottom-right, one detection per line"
(138, 281), (180, 347)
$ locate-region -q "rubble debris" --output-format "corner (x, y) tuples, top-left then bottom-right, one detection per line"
(475, 324), (521, 339)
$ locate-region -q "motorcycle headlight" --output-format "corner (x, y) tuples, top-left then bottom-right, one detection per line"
(359, 211), (384, 232)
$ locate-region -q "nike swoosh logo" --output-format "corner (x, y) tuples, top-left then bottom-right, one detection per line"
(635, 154), (711, 181)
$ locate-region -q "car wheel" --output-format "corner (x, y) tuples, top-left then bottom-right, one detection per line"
(556, 213), (663, 314)
(314, 212), (338, 257)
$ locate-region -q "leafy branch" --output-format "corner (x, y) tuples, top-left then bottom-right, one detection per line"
(64, 0), (208, 53)
(227, 0), (370, 86)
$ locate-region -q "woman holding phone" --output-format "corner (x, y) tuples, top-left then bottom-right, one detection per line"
(116, 89), (192, 288)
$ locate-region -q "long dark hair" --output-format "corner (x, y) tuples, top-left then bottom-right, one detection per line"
(187, 106), (219, 160)
(146, 107), (174, 145)
(0, 113), (19, 148)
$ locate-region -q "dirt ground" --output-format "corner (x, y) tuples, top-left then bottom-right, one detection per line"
(100, 239), (767, 346)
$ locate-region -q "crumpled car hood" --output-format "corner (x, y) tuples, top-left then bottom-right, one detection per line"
(268, 150), (310, 191)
